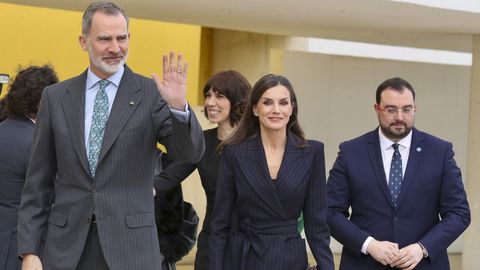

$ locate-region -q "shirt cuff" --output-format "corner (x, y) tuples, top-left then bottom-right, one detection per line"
(361, 236), (374, 254)
(169, 103), (190, 123)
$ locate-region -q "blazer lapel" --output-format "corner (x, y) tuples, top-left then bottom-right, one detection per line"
(62, 71), (91, 176)
(240, 136), (287, 219)
(274, 134), (312, 201)
(367, 129), (395, 208)
(97, 66), (141, 164)
(396, 128), (424, 207)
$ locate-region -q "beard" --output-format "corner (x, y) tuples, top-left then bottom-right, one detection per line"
(88, 46), (128, 75)
(379, 121), (412, 141)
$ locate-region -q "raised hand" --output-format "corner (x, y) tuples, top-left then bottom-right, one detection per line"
(152, 51), (189, 111)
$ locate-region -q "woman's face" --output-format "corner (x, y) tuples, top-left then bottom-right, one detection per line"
(253, 85), (293, 132)
(204, 89), (231, 125)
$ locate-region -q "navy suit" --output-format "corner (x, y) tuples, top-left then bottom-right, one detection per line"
(0, 116), (34, 270)
(210, 134), (334, 270)
(327, 128), (470, 270)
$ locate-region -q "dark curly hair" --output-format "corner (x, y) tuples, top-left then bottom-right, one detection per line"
(4, 65), (58, 119)
(202, 70), (251, 127)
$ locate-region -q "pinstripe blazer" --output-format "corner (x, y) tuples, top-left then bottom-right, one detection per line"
(210, 134), (334, 270)
(17, 66), (205, 270)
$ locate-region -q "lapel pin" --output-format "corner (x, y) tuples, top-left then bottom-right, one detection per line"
(416, 147), (422, 152)
(129, 101), (135, 106)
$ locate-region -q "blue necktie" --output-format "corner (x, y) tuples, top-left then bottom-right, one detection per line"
(88, 80), (110, 177)
(389, 143), (403, 206)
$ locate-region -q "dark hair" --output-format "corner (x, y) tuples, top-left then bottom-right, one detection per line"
(4, 65), (58, 119)
(203, 70), (251, 127)
(82, 1), (129, 35)
(221, 74), (306, 149)
(376, 77), (415, 104)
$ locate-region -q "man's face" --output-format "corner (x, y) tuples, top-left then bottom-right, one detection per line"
(79, 12), (129, 79)
(375, 87), (415, 141)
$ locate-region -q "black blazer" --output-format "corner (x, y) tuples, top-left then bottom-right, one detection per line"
(0, 116), (34, 270)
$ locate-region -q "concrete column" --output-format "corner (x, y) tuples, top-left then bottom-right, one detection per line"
(210, 29), (286, 83)
(463, 35), (480, 270)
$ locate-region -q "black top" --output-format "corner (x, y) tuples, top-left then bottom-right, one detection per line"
(155, 127), (220, 230)
(154, 127), (220, 270)
(196, 128), (221, 232)
(193, 128), (221, 270)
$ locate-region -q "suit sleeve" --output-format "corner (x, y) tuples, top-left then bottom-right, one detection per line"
(209, 146), (236, 270)
(326, 143), (371, 254)
(153, 158), (197, 195)
(17, 88), (56, 256)
(418, 142), (470, 260)
(152, 83), (205, 164)
(304, 141), (334, 270)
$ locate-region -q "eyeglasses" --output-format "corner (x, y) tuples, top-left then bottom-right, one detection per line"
(377, 106), (415, 116)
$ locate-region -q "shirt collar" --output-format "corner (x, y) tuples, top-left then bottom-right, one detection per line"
(378, 127), (412, 151)
(86, 65), (125, 90)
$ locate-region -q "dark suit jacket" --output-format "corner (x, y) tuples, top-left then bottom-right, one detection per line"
(327, 128), (470, 270)
(0, 116), (34, 270)
(17, 66), (205, 270)
(210, 134), (334, 270)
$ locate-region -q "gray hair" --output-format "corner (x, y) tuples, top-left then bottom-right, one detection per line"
(82, 1), (129, 35)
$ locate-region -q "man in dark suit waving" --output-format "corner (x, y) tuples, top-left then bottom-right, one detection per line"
(17, 2), (204, 270)
(327, 77), (470, 270)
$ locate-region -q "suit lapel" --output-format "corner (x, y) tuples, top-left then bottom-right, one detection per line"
(274, 134), (311, 201)
(98, 66), (141, 164)
(397, 128), (424, 207)
(240, 136), (287, 219)
(62, 71), (91, 176)
(367, 129), (395, 208)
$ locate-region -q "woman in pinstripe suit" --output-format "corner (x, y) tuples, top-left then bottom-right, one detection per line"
(209, 74), (334, 270)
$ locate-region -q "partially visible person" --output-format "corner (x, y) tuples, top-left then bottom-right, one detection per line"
(0, 99), (7, 122)
(209, 74), (334, 270)
(16, 2), (204, 270)
(0, 74), (9, 97)
(0, 73), (11, 122)
(327, 77), (470, 270)
(0, 65), (58, 270)
(153, 70), (251, 270)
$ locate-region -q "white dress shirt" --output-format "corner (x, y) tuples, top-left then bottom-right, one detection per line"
(361, 128), (412, 254)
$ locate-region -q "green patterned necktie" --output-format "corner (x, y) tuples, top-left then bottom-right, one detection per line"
(88, 80), (110, 177)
